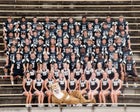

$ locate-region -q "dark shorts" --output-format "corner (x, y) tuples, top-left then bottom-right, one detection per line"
(126, 71), (137, 77)
(13, 69), (24, 76)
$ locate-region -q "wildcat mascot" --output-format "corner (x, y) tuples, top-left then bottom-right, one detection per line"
(50, 83), (96, 104)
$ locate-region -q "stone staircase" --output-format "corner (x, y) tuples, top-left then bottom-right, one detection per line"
(0, 0), (140, 105)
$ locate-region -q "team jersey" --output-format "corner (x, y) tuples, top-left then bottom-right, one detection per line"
(4, 36), (14, 46)
(101, 43), (108, 55)
(58, 78), (66, 90)
(72, 44), (80, 55)
(44, 36), (51, 46)
(111, 58), (122, 72)
(105, 67), (115, 80)
(68, 22), (75, 29)
(7, 51), (16, 64)
(107, 35), (115, 45)
(74, 68), (82, 80)
(93, 22), (101, 30)
(56, 23), (62, 30)
(81, 22), (87, 30)
(89, 78), (99, 90)
(53, 69), (60, 80)
(87, 28), (94, 37)
(119, 34), (130, 47)
(29, 69), (36, 80)
(84, 68), (93, 80)
(70, 59), (77, 71)
(29, 58), (37, 70)
(114, 43), (125, 55)
(36, 50), (44, 63)
(112, 79), (121, 90)
(41, 69), (49, 80)
(12, 59), (25, 71)
(123, 59), (136, 72)
(95, 69), (104, 80)
(101, 78), (110, 90)
(34, 79), (43, 91)
(95, 36), (102, 47)
(79, 80), (87, 90)
(69, 78), (77, 90)
(61, 69), (70, 80)
(107, 50), (116, 60)
(46, 79), (54, 89)
(24, 78), (32, 91)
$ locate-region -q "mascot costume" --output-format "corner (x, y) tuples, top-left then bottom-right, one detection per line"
(51, 83), (96, 104)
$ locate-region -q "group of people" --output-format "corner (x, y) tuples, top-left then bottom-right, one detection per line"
(2, 15), (138, 107)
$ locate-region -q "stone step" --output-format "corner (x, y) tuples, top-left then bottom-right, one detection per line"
(123, 87), (140, 94)
(0, 10), (140, 17)
(0, 95), (48, 104)
(0, 87), (23, 94)
(0, 78), (22, 84)
(8, 0), (140, 5)
(1, 5), (140, 12)
(0, 96), (26, 104)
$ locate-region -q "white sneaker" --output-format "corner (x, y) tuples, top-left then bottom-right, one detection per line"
(11, 81), (14, 85)
(25, 104), (29, 108)
(87, 103), (93, 106)
(111, 104), (115, 107)
(134, 82), (137, 88)
(28, 104), (32, 107)
(72, 104), (76, 106)
(38, 104), (44, 107)
(114, 103), (118, 107)
(48, 103), (52, 107)
(98, 103), (102, 107)
(51, 103), (55, 107)
(76, 103), (82, 106)
(102, 104), (106, 107)
(126, 82), (129, 88)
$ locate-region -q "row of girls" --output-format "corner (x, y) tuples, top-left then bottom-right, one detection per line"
(23, 61), (122, 107)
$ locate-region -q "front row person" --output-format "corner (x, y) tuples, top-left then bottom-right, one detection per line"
(98, 72), (111, 107)
(22, 72), (32, 107)
(33, 73), (44, 107)
(88, 72), (100, 101)
(111, 72), (122, 107)
(44, 72), (54, 105)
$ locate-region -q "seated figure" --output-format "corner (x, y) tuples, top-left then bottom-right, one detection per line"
(50, 82), (96, 104)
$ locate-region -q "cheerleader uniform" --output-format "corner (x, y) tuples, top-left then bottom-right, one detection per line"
(53, 69), (59, 80)
(95, 69), (104, 80)
(62, 69), (69, 80)
(89, 78), (99, 92)
(59, 78), (65, 90)
(101, 78), (110, 92)
(69, 79), (76, 91)
(112, 79), (121, 92)
(34, 79), (43, 93)
(74, 69), (82, 80)
(80, 80), (87, 90)
(29, 69), (36, 80)
(84, 68), (92, 80)
(106, 68), (115, 80)
(23, 78), (32, 94)
(41, 69), (48, 80)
